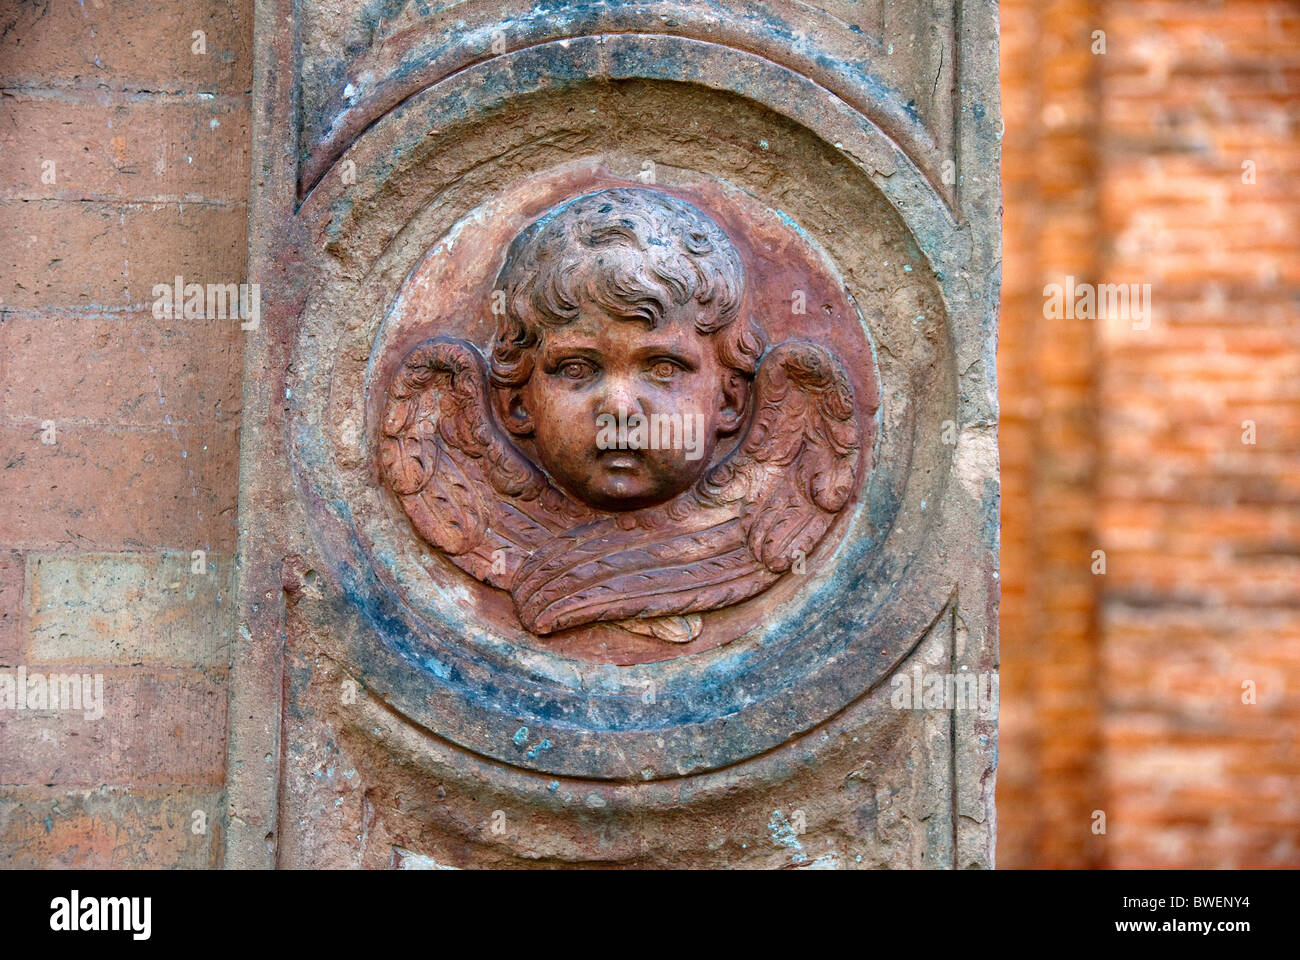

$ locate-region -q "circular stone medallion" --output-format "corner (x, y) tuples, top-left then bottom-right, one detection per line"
(287, 56), (960, 781)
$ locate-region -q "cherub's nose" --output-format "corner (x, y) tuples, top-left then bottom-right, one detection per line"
(596, 376), (645, 419)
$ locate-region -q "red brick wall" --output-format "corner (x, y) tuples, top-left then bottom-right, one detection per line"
(0, 0), (1294, 869)
(0, 1), (251, 867)
(997, 0), (1107, 870)
(998, 0), (1300, 868)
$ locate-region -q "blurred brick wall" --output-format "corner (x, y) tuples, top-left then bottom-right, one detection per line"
(998, 0), (1300, 868)
(1, 0), (1294, 870)
(0, 1), (251, 866)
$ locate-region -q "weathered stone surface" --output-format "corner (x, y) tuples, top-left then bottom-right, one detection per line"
(0, 422), (239, 551)
(273, 602), (971, 868)
(28, 552), (233, 666)
(0, 0), (252, 93)
(1, 201), (247, 309)
(0, 669), (227, 786)
(2, 313), (242, 427)
(0, 551), (23, 667)
(0, 96), (250, 204)
(229, 0), (999, 869)
(0, 786), (223, 869)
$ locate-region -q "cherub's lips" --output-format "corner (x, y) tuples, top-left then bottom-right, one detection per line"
(597, 449), (643, 470)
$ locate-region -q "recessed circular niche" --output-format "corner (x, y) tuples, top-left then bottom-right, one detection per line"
(287, 45), (958, 781)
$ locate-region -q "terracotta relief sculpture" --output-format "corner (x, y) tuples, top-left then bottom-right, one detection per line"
(380, 188), (861, 643)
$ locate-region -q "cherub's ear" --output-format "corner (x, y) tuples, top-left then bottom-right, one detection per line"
(492, 385), (535, 436)
(717, 370), (750, 435)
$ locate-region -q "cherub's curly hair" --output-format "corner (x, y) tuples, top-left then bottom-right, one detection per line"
(489, 187), (767, 387)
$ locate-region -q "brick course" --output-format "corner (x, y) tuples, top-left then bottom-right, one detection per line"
(0, 0), (1294, 869)
(998, 0), (1300, 868)
(0, 0), (251, 866)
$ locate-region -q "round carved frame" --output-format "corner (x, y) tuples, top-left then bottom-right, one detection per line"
(285, 34), (970, 781)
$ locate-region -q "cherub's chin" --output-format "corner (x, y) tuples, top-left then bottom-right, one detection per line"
(547, 453), (706, 512)
(596, 477), (651, 501)
(578, 477), (665, 512)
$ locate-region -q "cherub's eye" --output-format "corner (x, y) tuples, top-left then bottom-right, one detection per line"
(648, 360), (680, 381)
(558, 360), (593, 380)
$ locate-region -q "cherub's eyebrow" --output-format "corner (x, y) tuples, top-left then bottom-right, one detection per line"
(540, 344), (604, 366)
(630, 340), (700, 364)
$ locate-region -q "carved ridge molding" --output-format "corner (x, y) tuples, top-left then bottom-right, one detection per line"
(295, 21), (960, 212)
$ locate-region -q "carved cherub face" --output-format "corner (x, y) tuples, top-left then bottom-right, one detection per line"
(381, 188), (865, 646)
(488, 187), (766, 512)
(505, 300), (749, 510)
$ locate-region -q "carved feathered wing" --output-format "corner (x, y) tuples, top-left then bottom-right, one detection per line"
(379, 338), (592, 588)
(511, 341), (862, 637)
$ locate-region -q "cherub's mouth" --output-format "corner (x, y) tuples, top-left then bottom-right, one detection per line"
(598, 449), (642, 470)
